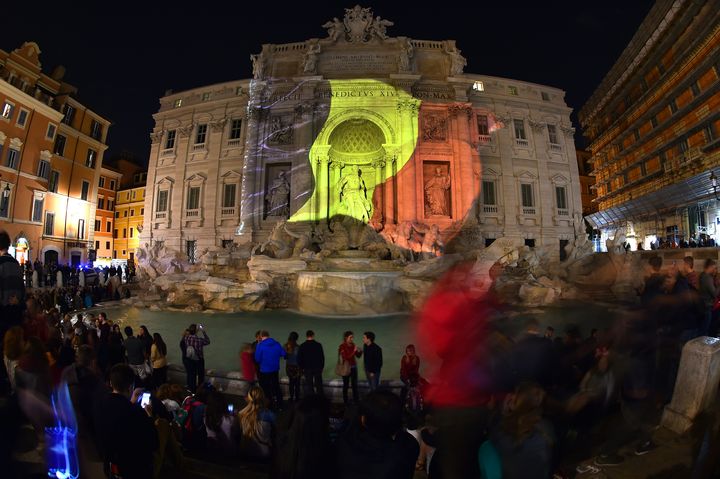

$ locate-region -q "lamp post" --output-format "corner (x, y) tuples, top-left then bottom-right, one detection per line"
(711, 171), (720, 201)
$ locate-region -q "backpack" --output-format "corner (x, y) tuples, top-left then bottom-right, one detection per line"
(405, 383), (424, 413)
(186, 344), (199, 361)
(181, 396), (207, 451)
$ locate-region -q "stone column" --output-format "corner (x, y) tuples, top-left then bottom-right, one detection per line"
(237, 82), (265, 243)
(315, 155), (329, 223)
(329, 160), (344, 219)
(662, 336), (720, 434)
(372, 158), (385, 224)
(396, 100), (419, 223)
(385, 155), (397, 225)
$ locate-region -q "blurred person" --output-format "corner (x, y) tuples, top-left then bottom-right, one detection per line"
(108, 323), (125, 368)
(336, 389), (419, 479)
(124, 326), (149, 382)
(339, 331), (362, 404)
(184, 324), (210, 393)
(297, 330), (324, 396)
(544, 326), (555, 341)
(362, 331), (383, 392)
(682, 256), (699, 290)
(255, 330), (286, 410)
(204, 390), (237, 456)
(640, 256), (666, 306)
(95, 364), (158, 479)
(238, 385), (276, 460)
(138, 325), (153, 357)
(0, 230), (25, 338)
(271, 394), (334, 479)
(15, 336), (51, 397)
(240, 342), (256, 383)
(284, 331), (301, 402)
(151, 333), (168, 387)
(511, 318), (557, 390)
(566, 347), (616, 433)
(699, 259), (718, 336)
(2, 326), (24, 392)
(400, 344), (421, 385)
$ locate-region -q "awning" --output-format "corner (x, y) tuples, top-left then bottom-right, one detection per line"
(586, 170), (716, 229)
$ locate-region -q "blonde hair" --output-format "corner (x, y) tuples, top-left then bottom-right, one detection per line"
(238, 385), (267, 440)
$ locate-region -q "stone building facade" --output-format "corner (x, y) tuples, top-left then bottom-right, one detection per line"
(580, 0), (720, 249)
(141, 7), (582, 259)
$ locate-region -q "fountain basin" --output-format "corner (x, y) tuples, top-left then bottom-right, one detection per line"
(297, 270), (403, 315)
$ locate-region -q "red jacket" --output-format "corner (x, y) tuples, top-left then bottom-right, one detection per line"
(401, 355), (420, 382)
(339, 342), (361, 367)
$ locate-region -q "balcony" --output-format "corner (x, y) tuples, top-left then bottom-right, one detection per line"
(482, 205), (498, 213)
(557, 208), (569, 216)
(522, 207), (536, 215)
(221, 207), (236, 216)
(549, 143), (562, 152)
(515, 138), (529, 148)
(227, 138), (243, 148)
(192, 143), (206, 152)
(185, 209), (200, 218)
(160, 148), (175, 157)
(155, 212), (167, 220)
(478, 135), (491, 144)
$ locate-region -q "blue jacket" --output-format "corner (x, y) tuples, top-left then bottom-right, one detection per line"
(254, 338), (286, 373)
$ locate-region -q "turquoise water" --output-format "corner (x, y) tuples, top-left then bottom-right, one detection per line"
(100, 306), (416, 380)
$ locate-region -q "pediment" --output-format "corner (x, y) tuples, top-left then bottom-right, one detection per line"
(220, 170), (243, 180)
(156, 176), (175, 186)
(551, 173), (569, 184)
(516, 170), (536, 180)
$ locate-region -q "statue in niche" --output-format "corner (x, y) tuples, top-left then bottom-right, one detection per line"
(399, 38), (413, 72)
(445, 42), (467, 76)
(370, 16), (394, 40)
(424, 166), (451, 216)
(423, 115), (447, 142)
(303, 41), (321, 74)
(270, 116), (293, 144)
(322, 17), (344, 42)
(338, 169), (373, 223)
(266, 171), (290, 218)
(250, 54), (265, 80)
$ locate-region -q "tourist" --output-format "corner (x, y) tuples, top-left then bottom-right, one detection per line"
(271, 394), (334, 479)
(0, 230), (26, 337)
(297, 330), (325, 396)
(151, 333), (168, 387)
(362, 331), (383, 392)
(240, 342), (256, 384)
(490, 383), (554, 479)
(2, 326), (24, 393)
(254, 330), (286, 410)
(15, 336), (51, 398)
(682, 256), (699, 290)
(138, 325), (153, 357)
(108, 324), (125, 369)
(336, 389), (419, 479)
(95, 364), (158, 479)
(124, 326), (149, 382)
(544, 326), (555, 341)
(237, 385), (276, 460)
(339, 331), (362, 404)
(204, 390), (237, 456)
(184, 324), (210, 393)
(284, 331), (301, 402)
(511, 318), (557, 390)
(180, 329), (190, 385)
(566, 347), (615, 431)
(699, 259), (718, 336)
(640, 256), (666, 305)
(96, 312), (111, 373)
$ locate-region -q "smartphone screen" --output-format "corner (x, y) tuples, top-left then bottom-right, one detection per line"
(140, 392), (151, 408)
(227, 404), (234, 413)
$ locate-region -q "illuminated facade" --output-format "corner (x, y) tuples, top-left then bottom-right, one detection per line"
(580, 1), (720, 249)
(114, 171), (146, 263)
(0, 42), (110, 266)
(95, 166), (121, 263)
(142, 7), (582, 258)
(576, 150), (597, 216)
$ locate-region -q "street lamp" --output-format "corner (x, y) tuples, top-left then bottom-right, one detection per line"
(711, 171), (720, 201)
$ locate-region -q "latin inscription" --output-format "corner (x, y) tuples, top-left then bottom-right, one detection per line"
(320, 53), (397, 73)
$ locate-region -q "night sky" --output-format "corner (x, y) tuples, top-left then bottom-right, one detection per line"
(6, 1), (654, 164)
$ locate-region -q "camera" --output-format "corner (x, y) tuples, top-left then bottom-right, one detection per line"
(227, 404), (234, 413)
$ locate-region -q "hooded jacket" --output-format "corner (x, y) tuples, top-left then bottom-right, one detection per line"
(254, 338), (287, 373)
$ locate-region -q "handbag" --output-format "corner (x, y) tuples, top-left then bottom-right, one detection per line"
(335, 352), (351, 377)
(713, 297), (720, 312)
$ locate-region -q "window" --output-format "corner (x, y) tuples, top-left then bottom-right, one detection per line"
(32, 198), (43, 222)
(141, 208), (144, 215)
(541, 92), (550, 101)
(0, 188), (8, 218)
(122, 228), (127, 238)
(195, 124), (208, 145)
(173, 99), (182, 108)
(16, 109), (28, 127)
(482, 180), (496, 205)
(222, 183), (237, 208)
(115, 211), (119, 218)
(99, 177), (105, 188)
(186, 240), (197, 264)
(37, 160), (50, 179)
(520, 183), (534, 207)
(49, 170), (60, 193)
(44, 212), (54, 235)
(98, 198), (105, 210)
(54, 134), (66, 156)
(105, 241), (110, 249)
(202, 92), (211, 101)
(132, 190), (136, 199)
(94, 219), (101, 231)
(122, 250), (126, 256)
(678, 139), (689, 154)
(165, 130), (176, 149)
(651, 116), (658, 128)
(86, 149), (97, 168)
(106, 221), (111, 232)
(555, 186), (567, 210)
(472, 81), (484, 92)
(547, 124), (559, 144)
(187, 186), (200, 210)
(130, 228), (134, 238)
(6, 149), (19, 169)
(62, 104), (75, 125)
(109, 180), (115, 190)
(113, 250), (117, 259)
(130, 209), (134, 216)
(477, 115), (489, 136)
(705, 123), (716, 142)
(633, 129), (640, 141)
(1, 102), (14, 120)
(123, 210), (127, 217)
(90, 120), (103, 140)
(107, 199), (113, 210)
(46, 123), (57, 140)
(157, 190), (169, 212)
(508, 86), (518, 96)
(76, 219), (84, 239)
(669, 99), (678, 114)
(513, 119), (526, 140)
(691, 82), (701, 97)
(81, 180), (90, 201)
(113, 229), (118, 239)
(230, 119), (243, 139)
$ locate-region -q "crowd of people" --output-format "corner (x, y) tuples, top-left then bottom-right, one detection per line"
(3, 225), (720, 478)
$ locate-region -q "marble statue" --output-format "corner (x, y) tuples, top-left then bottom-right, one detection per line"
(420, 224), (444, 259)
(370, 16), (394, 40)
(318, 220), (350, 257)
(250, 54), (264, 80)
(399, 38), (413, 71)
(424, 167), (451, 216)
(338, 169), (373, 222)
(445, 42), (467, 76)
(266, 171), (291, 217)
(322, 17), (344, 42)
(303, 41), (321, 74)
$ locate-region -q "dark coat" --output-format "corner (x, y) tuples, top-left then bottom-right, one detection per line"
(297, 339), (325, 371)
(363, 343), (383, 374)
